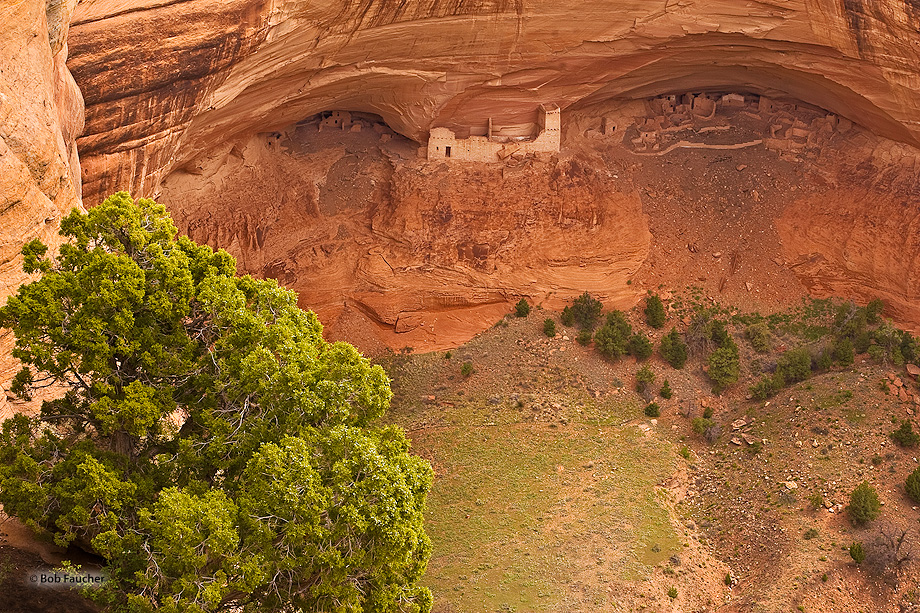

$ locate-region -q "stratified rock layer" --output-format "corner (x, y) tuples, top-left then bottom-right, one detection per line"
(160, 124), (650, 350)
(69, 0), (920, 206)
(0, 0), (83, 379)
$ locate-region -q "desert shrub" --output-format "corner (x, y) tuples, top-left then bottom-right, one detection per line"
(543, 318), (556, 337)
(702, 406), (714, 419)
(594, 311), (632, 359)
(645, 294), (666, 329)
(636, 365), (655, 393)
(567, 292), (603, 331)
(853, 331), (872, 354)
(902, 333), (920, 364)
(835, 302), (868, 339)
(659, 328), (688, 369)
(808, 491), (825, 510)
(832, 336), (855, 366)
(777, 347), (812, 383)
(750, 372), (783, 400)
(709, 319), (731, 348)
(850, 542), (866, 564)
(906, 467), (920, 503)
(444, 351), (452, 359)
(864, 524), (915, 576)
(576, 329), (593, 345)
(848, 481), (881, 525)
(708, 341), (740, 393)
(745, 321), (771, 353)
(678, 445), (690, 460)
(691, 417), (721, 443)
(685, 312), (714, 356)
(866, 298), (884, 324)
(815, 347), (833, 371)
(804, 528), (819, 540)
(867, 345), (885, 361)
(645, 402), (660, 418)
(660, 380), (673, 399)
(667, 587), (678, 600)
(628, 333), (654, 360)
(515, 298), (531, 317)
(561, 306), (574, 326)
(891, 420), (920, 448)
(461, 361), (475, 377)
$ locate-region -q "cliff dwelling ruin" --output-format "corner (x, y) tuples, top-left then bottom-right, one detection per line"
(427, 104), (561, 162)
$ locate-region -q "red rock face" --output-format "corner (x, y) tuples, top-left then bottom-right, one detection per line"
(159, 125), (650, 351)
(0, 0), (84, 380)
(69, 0), (920, 206)
(59, 0), (920, 347)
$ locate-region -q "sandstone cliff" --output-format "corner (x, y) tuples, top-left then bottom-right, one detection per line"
(0, 0), (83, 382)
(69, 0), (920, 207)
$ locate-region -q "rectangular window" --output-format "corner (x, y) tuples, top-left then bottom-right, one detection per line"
(445, 146), (451, 158)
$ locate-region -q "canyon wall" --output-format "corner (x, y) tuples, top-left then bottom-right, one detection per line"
(0, 0), (84, 383)
(69, 0), (920, 206)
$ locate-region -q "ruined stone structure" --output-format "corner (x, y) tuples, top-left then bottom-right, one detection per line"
(427, 104), (560, 162)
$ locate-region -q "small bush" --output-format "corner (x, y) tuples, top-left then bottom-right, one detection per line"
(891, 420), (920, 448)
(461, 361), (474, 377)
(906, 467), (920, 503)
(850, 542), (866, 564)
(561, 306), (574, 327)
(815, 348), (833, 371)
(746, 322), (771, 353)
(659, 328), (688, 369)
(702, 406), (714, 419)
(723, 572), (733, 586)
(804, 528), (819, 540)
(645, 402), (660, 418)
(594, 311), (632, 359)
(628, 333), (654, 360)
(645, 294), (666, 329)
(708, 341), (740, 393)
(636, 365), (655, 393)
(832, 336), (855, 366)
(515, 298), (531, 318)
(777, 348), (812, 383)
(444, 351), (452, 359)
(543, 318), (556, 337)
(660, 380), (673, 399)
(567, 292), (603, 331)
(866, 298), (884, 324)
(750, 373), (783, 400)
(691, 417), (721, 443)
(678, 445), (690, 460)
(709, 320), (731, 348)
(808, 491), (825, 510)
(576, 329), (593, 346)
(853, 331), (872, 354)
(667, 586), (678, 600)
(847, 481), (881, 525)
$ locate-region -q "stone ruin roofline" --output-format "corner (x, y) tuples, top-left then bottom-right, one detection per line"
(427, 104), (561, 162)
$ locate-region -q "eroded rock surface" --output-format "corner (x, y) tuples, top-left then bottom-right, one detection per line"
(160, 120), (649, 350)
(0, 0), (83, 379)
(69, 0), (920, 207)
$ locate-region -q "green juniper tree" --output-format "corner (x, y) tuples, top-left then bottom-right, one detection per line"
(0, 193), (433, 613)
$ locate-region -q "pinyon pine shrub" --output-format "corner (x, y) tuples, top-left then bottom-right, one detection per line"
(906, 467), (920, 503)
(848, 481), (881, 525)
(644, 294), (666, 329)
(515, 298), (531, 317)
(0, 193), (434, 613)
(659, 328), (688, 369)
